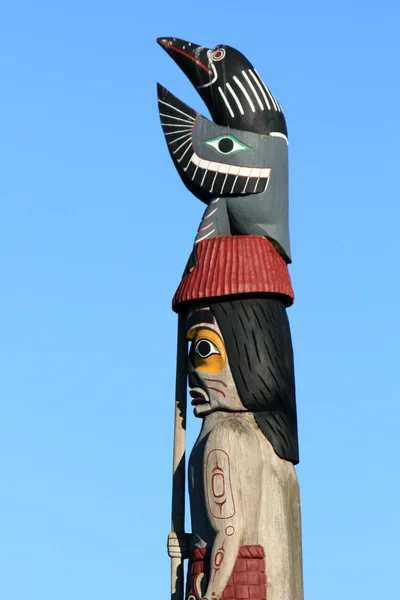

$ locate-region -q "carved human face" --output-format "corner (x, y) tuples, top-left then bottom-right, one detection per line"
(186, 307), (246, 417)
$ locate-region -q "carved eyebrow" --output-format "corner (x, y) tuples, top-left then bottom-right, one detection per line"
(186, 309), (215, 331)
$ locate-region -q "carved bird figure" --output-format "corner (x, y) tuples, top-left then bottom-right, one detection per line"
(158, 38), (303, 600)
(157, 37), (291, 262)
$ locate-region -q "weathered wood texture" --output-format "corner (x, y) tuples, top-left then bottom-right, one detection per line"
(170, 314), (188, 600)
(186, 306), (303, 600)
(158, 36), (304, 600)
(189, 412), (303, 600)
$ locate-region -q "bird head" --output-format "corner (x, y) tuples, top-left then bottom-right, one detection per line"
(157, 37), (287, 135)
(157, 37), (291, 261)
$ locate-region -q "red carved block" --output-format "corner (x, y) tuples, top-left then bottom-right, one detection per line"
(233, 572), (249, 584)
(186, 545), (267, 600)
(235, 585), (250, 599)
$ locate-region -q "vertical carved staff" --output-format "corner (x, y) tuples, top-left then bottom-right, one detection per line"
(170, 315), (187, 600)
(158, 37), (304, 600)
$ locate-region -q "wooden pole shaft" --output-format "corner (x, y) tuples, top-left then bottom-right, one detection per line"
(171, 314), (187, 600)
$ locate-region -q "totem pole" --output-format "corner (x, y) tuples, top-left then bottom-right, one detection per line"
(157, 37), (303, 600)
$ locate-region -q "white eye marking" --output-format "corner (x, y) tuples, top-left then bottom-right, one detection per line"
(203, 135), (252, 156)
(194, 339), (220, 359)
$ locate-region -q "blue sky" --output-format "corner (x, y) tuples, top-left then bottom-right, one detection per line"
(1, 1), (399, 598)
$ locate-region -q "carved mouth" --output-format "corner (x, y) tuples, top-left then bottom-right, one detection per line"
(190, 388), (209, 406)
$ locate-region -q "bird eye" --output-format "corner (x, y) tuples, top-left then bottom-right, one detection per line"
(212, 48), (226, 61)
(194, 339), (220, 359)
(203, 135), (252, 156)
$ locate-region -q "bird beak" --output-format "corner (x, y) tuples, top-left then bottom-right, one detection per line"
(157, 37), (213, 88)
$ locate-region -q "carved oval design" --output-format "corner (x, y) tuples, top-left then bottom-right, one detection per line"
(212, 472), (225, 498)
(214, 550), (224, 567)
(205, 449), (235, 519)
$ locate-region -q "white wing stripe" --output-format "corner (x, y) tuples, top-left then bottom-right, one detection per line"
(165, 129), (193, 136)
(242, 71), (264, 110)
(254, 70), (278, 111)
(218, 87), (235, 118)
(161, 123), (195, 128)
(249, 70), (271, 110)
(226, 83), (244, 115)
(158, 99), (196, 120)
(233, 75), (255, 112)
(270, 92), (282, 112)
(167, 132), (192, 144)
(159, 113), (194, 124)
(183, 153), (195, 170)
(195, 229), (216, 243)
(173, 139), (192, 155)
(204, 207), (218, 219)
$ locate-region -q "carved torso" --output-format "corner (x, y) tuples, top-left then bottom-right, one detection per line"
(189, 412), (303, 600)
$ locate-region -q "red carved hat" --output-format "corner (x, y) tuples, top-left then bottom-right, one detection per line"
(172, 235), (294, 313)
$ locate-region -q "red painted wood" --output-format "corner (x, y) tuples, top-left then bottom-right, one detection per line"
(187, 545), (267, 600)
(173, 236), (294, 312)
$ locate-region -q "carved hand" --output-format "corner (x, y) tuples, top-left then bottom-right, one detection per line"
(167, 531), (191, 559)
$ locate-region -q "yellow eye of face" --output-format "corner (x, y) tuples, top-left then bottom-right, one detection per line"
(187, 327), (226, 374)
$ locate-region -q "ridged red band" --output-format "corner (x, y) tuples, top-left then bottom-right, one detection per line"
(172, 236), (294, 312)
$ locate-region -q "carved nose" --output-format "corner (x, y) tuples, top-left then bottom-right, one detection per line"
(188, 370), (205, 391)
